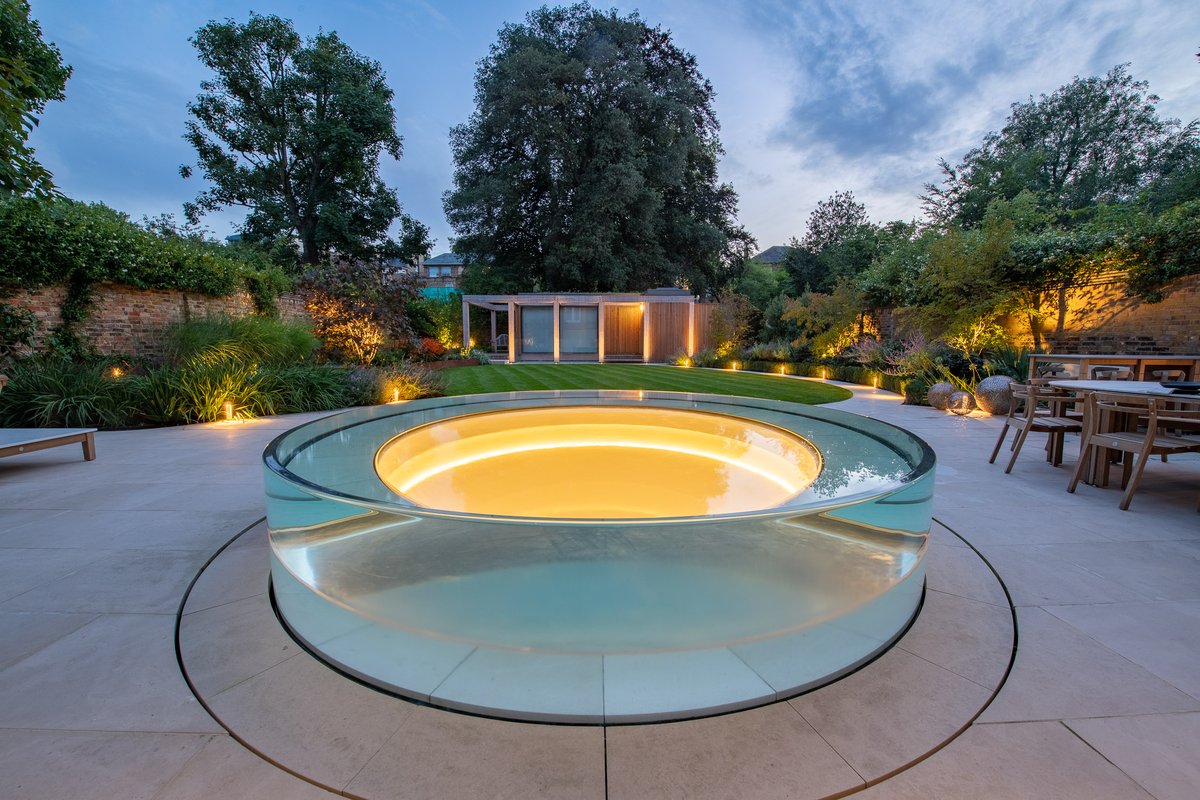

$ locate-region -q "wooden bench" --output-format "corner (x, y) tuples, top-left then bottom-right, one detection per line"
(0, 428), (97, 462)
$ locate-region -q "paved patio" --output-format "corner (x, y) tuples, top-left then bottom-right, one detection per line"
(1, 382), (1198, 799)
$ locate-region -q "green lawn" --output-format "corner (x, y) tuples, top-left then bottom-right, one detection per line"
(441, 364), (852, 404)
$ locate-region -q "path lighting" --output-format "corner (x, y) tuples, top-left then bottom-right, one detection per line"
(779, 365), (788, 375)
(391, 387), (400, 403)
(730, 361), (739, 370)
(224, 402), (234, 421)
(110, 366), (123, 378)
(873, 375), (879, 388)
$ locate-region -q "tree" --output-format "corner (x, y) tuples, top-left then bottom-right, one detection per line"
(800, 190), (868, 252)
(783, 190), (878, 294)
(781, 278), (866, 358)
(733, 259), (787, 313)
(444, 3), (752, 294)
(300, 257), (419, 364)
(0, 0), (71, 200)
(182, 13), (410, 267)
(924, 65), (1198, 226)
(395, 214), (434, 267)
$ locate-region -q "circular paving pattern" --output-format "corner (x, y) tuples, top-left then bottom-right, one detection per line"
(177, 518), (1015, 799)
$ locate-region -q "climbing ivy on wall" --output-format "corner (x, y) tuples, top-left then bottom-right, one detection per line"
(0, 197), (291, 353)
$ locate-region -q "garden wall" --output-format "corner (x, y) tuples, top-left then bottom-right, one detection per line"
(873, 273), (1200, 355)
(7, 283), (309, 362)
(1040, 273), (1200, 354)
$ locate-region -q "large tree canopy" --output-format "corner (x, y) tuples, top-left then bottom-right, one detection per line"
(444, 3), (752, 294)
(784, 190), (879, 294)
(0, 0), (71, 200)
(924, 64), (1198, 226)
(181, 13), (408, 267)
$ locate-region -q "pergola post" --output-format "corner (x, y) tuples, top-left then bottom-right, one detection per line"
(597, 300), (606, 363)
(461, 297), (471, 350)
(552, 299), (560, 364)
(490, 311), (497, 349)
(642, 301), (651, 363)
(507, 301), (516, 363)
(687, 298), (695, 357)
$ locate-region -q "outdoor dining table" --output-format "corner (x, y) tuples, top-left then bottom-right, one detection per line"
(1049, 380), (1200, 486)
(1031, 354), (1200, 381)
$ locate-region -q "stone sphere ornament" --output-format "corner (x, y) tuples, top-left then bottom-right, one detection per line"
(974, 375), (1017, 415)
(948, 391), (976, 415)
(926, 382), (956, 411)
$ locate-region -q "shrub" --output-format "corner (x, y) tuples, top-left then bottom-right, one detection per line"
(0, 302), (38, 367)
(133, 363), (277, 424)
(256, 365), (356, 413)
(300, 258), (420, 364)
(407, 294), (462, 344)
(984, 344), (1031, 380)
(0, 357), (137, 428)
(743, 339), (793, 362)
(345, 363), (447, 405)
(304, 289), (387, 365)
(164, 315), (319, 368)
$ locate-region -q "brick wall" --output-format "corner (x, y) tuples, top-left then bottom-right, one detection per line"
(1040, 274), (1200, 354)
(871, 273), (1200, 355)
(6, 283), (309, 363)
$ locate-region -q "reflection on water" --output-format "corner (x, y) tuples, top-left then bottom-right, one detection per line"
(375, 406), (823, 518)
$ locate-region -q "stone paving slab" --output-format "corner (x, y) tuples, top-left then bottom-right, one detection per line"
(1, 393), (1198, 797)
(177, 517), (1012, 798)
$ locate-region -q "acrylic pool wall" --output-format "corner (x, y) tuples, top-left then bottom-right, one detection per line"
(264, 390), (934, 724)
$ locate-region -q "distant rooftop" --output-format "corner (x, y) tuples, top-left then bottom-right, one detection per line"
(751, 245), (794, 265)
(425, 252), (467, 266)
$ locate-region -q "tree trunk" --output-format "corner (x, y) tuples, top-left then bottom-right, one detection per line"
(299, 223), (319, 265)
(1027, 289), (1046, 347)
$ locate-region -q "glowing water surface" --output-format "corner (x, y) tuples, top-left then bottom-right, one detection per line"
(375, 406), (822, 518)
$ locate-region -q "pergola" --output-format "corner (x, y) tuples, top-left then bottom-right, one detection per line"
(461, 291), (698, 364)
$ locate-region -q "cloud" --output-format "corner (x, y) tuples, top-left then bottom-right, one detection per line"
(699, 0), (1200, 246)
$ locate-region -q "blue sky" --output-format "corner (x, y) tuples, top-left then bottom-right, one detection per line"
(27, 0), (1200, 253)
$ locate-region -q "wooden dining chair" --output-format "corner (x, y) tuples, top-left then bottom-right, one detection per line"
(1090, 366), (1133, 381)
(1067, 392), (1200, 510)
(989, 383), (1083, 473)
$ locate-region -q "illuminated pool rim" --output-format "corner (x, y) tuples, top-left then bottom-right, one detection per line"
(264, 390), (935, 724)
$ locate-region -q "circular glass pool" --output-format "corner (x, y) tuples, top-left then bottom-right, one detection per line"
(264, 390), (934, 723)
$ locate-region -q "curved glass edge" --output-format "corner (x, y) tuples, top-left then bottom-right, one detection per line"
(263, 390), (934, 722)
(263, 390), (936, 525)
(264, 461), (933, 651)
(271, 556), (926, 724)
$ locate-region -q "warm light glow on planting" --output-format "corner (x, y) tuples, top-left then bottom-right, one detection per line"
(224, 402), (234, 421)
(391, 387), (400, 403)
(110, 366), (123, 378)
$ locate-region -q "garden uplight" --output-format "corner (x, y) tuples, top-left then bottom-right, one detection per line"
(224, 402), (234, 421)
